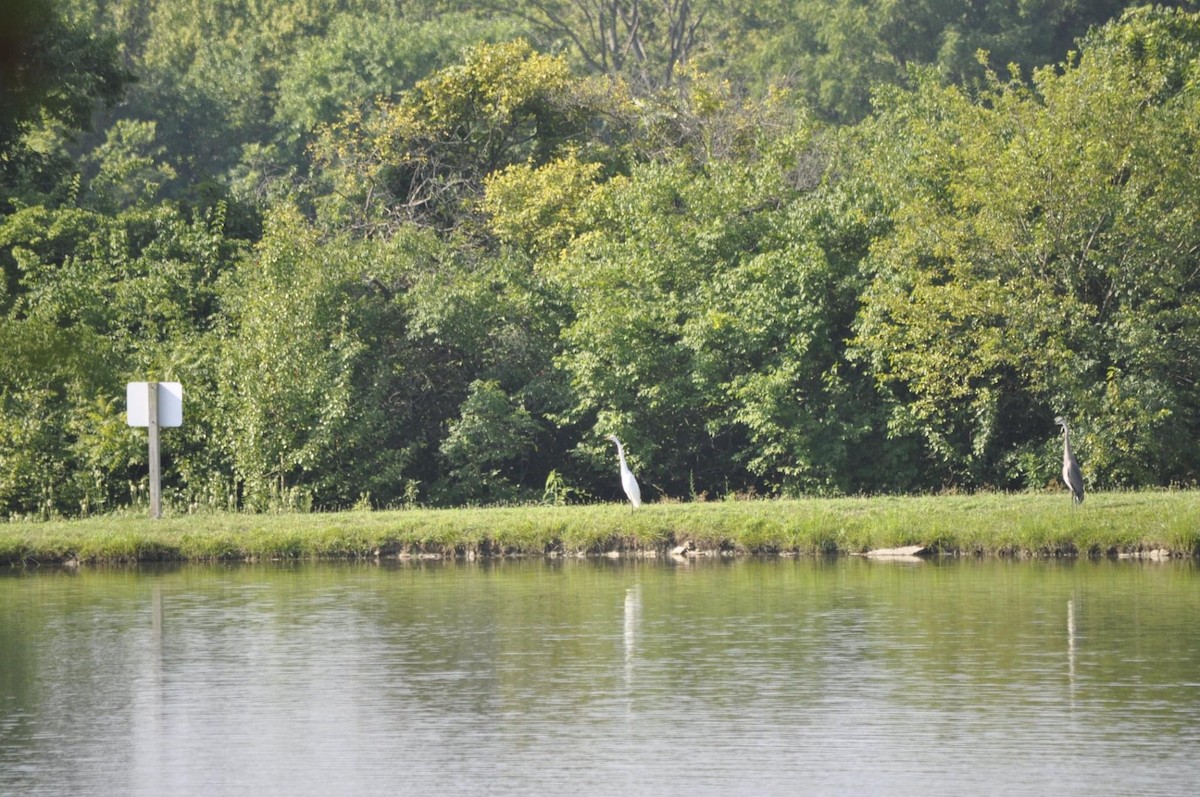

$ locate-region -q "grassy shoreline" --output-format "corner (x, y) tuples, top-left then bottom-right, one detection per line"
(2, 491), (1199, 565)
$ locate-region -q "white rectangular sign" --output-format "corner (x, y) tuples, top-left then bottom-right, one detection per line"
(127, 382), (183, 427)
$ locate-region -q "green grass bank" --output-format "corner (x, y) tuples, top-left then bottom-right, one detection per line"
(3, 491), (1199, 565)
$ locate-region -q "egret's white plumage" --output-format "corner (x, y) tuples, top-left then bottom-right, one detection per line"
(606, 434), (642, 508)
(1055, 416), (1084, 505)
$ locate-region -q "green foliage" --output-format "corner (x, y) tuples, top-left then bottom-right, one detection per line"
(401, 244), (577, 502)
(438, 379), (543, 504)
(0, 196), (247, 518)
(542, 469), (587, 506)
(1, 202), (241, 347)
(550, 105), (893, 497)
(82, 119), (176, 212)
(6, 3), (1200, 517)
(719, 0), (1196, 123)
(215, 207), (411, 509)
(274, 11), (522, 142)
(0, 317), (127, 517)
(0, 0), (129, 160)
(854, 6), (1200, 489)
(312, 39), (631, 232)
(116, 0), (384, 185)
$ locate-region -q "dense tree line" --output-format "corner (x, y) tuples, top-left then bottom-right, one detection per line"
(2, 0), (1199, 516)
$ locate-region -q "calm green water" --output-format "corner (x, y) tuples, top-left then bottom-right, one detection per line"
(1, 557), (1198, 796)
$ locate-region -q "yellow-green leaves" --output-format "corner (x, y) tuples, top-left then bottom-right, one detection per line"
(313, 40), (622, 234)
(483, 152), (603, 258)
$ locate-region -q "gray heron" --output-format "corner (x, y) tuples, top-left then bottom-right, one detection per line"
(1055, 416), (1084, 504)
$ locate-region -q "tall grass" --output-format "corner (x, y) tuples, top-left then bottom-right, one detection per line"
(2, 491), (1198, 565)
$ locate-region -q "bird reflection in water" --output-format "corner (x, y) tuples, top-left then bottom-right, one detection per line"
(624, 583), (641, 687)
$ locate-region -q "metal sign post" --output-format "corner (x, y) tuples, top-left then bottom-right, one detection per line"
(127, 381), (183, 519)
(147, 382), (161, 518)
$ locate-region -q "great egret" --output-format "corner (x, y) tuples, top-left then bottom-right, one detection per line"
(1055, 416), (1084, 504)
(605, 434), (642, 508)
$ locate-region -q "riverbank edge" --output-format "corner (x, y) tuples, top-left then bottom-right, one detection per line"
(4, 491), (1199, 565)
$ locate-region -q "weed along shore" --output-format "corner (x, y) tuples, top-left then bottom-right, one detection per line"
(2, 492), (1199, 566)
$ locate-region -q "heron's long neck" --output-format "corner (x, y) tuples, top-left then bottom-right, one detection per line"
(1062, 426), (1073, 461)
(615, 443), (628, 468)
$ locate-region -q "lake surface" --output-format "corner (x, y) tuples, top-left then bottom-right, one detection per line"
(2, 556), (1198, 796)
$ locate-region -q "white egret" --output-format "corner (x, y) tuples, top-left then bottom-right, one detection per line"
(1055, 416), (1084, 504)
(605, 434), (642, 508)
